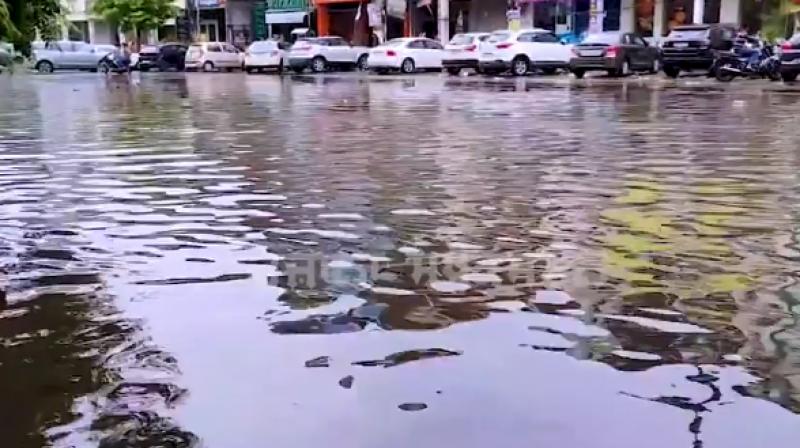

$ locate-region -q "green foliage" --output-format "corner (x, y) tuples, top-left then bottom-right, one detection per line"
(0, 0), (64, 55)
(760, 0), (799, 41)
(93, 0), (178, 39)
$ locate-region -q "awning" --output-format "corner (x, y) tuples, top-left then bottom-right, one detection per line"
(265, 11), (308, 24)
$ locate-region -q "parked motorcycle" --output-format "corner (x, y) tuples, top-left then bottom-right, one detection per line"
(713, 43), (781, 82)
(98, 52), (132, 75)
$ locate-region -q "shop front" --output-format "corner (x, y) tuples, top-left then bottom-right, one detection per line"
(266, 0), (312, 40)
(198, 0), (227, 42)
(315, 0), (371, 44)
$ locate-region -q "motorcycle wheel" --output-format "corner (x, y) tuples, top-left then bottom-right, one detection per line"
(715, 64), (735, 82)
(767, 62), (782, 82)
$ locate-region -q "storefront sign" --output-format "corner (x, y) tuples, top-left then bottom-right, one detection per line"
(197, 0), (226, 9)
(506, 8), (521, 31)
(367, 3), (383, 27)
(267, 0), (309, 12)
(588, 0), (604, 34)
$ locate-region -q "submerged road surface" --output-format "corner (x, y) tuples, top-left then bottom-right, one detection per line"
(2, 72), (800, 447)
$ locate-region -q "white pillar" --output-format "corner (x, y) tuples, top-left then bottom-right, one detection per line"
(438, 0), (449, 44)
(88, 20), (97, 43)
(693, 0), (704, 23)
(653, 0), (665, 37)
(719, 0), (741, 25)
(620, 0), (634, 33)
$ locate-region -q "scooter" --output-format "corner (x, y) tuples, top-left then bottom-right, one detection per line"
(713, 43), (781, 82)
(98, 53), (132, 75)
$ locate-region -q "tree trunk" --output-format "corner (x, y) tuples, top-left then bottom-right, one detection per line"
(135, 27), (141, 52)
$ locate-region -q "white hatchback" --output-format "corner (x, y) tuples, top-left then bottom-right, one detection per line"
(368, 38), (444, 74)
(245, 40), (286, 73)
(443, 32), (490, 75)
(185, 42), (244, 72)
(478, 29), (573, 76)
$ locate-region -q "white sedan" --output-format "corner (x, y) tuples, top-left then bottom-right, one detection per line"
(245, 40), (285, 73)
(368, 38), (444, 74)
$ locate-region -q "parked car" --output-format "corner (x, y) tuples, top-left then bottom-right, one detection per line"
(442, 32), (490, 75)
(287, 36), (369, 73)
(779, 33), (800, 82)
(244, 40), (286, 73)
(137, 43), (187, 71)
(569, 32), (660, 78)
(32, 41), (112, 73)
(660, 23), (737, 78)
(368, 37), (444, 74)
(478, 28), (573, 76)
(184, 42), (243, 72)
(0, 42), (14, 72)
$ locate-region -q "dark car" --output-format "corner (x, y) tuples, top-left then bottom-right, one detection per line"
(137, 43), (187, 72)
(660, 23), (737, 78)
(779, 33), (800, 82)
(569, 32), (659, 78)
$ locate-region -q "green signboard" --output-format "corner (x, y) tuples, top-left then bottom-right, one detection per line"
(267, 0), (308, 12)
(253, 1), (267, 40)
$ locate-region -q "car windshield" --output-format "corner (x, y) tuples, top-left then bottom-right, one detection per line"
(582, 33), (620, 45)
(249, 41), (277, 53)
(668, 27), (709, 40)
(789, 34), (800, 45)
(487, 32), (511, 43)
(449, 34), (474, 45)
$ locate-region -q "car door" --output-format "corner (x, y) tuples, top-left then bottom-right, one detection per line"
(207, 43), (223, 66)
(328, 38), (351, 63)
(631, 34), (653, 69)
(406, 39), (426, 67)
(224, 44), (240, 67)
(620, 34), (641, 68)
(56, 42), (80, 68)
(423, 39), (444, 68)
(75, 42), (98, 68)
(533, 32), (567, 63)
(42, 42), (65, 68)
(515, 32), (537, 61)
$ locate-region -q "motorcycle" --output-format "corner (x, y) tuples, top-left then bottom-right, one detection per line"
(98, 52), (132, 75)
(713, 43), (781, 82)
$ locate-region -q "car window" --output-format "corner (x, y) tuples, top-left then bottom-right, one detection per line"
(533, 33), (559, 43)
(224, 44), (238, 53)
(487, 32), (511, 43)
(633, 36), (647, 46)
(621, 34), (633, 45)
(449, 34), (473, 45)
(75, 42), (93, 53)
(424, 39), (443, 50)
(477, 34), (491, 42)
(249, 41), (276, 53)
(407, 40), (426, 49)
(720, 28), (735, 40)
(517, 33), (535, 43)
(326, 38), (347, 47)
(668, 28), (709, 40)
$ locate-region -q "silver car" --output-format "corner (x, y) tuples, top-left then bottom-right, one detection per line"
(32, 41), (112, 73)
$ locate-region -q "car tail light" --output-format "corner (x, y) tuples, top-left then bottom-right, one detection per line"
(465, 44), (476, 52)
(605, 46), (619, 58)
(386, 50), (397, 57)
(495, 42), (513, 49)
(782, 41), (795, 50)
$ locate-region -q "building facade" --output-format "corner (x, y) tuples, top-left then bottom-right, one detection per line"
(63, 0), (189, 44)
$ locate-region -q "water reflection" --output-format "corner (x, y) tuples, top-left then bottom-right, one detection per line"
(1, 73), (800, 447)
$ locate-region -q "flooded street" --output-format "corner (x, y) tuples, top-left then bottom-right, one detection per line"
(2, 72), (800, 447)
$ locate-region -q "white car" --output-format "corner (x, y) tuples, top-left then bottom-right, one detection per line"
(368, 37), (444, 74)
(478, 28), (573, 76)
(185, 42), (244, 72)
(287, 36), (369, 73)
(244, 40), (286, 73)
(32, 41), (111, 73)
(443, 32), (490, 75)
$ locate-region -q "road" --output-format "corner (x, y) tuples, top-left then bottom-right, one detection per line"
(1, 71), (800, 448)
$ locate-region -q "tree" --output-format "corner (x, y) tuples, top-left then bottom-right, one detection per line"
(0, 0), (64, 54)
(92, 0), (177, 47)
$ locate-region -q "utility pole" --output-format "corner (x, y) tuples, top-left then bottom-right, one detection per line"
(437, 0), (449, 45)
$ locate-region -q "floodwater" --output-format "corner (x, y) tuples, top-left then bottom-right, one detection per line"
(2, 72), (800, 448)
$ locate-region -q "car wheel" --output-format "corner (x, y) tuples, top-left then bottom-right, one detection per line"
(291, 66), (304, 74)
(663, 66), (679, 78)
(357, 54), (369, 71)
(446, 67), (461, 76)
(782, 72), (798, 82)
(715, 63), (736, 82)
(202, 61), (215, 72)
(311, 56), (327, 73)
(401, 58), (415, 74)
(246, 67), (254, 74)
(650, 58), (660, 74)
(511, 57), (529, 76)
(98, 62), (110, 74)
(572, 69), (585, 79)
(36, 60), (54, 74)
(139, 66), (150, 72)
